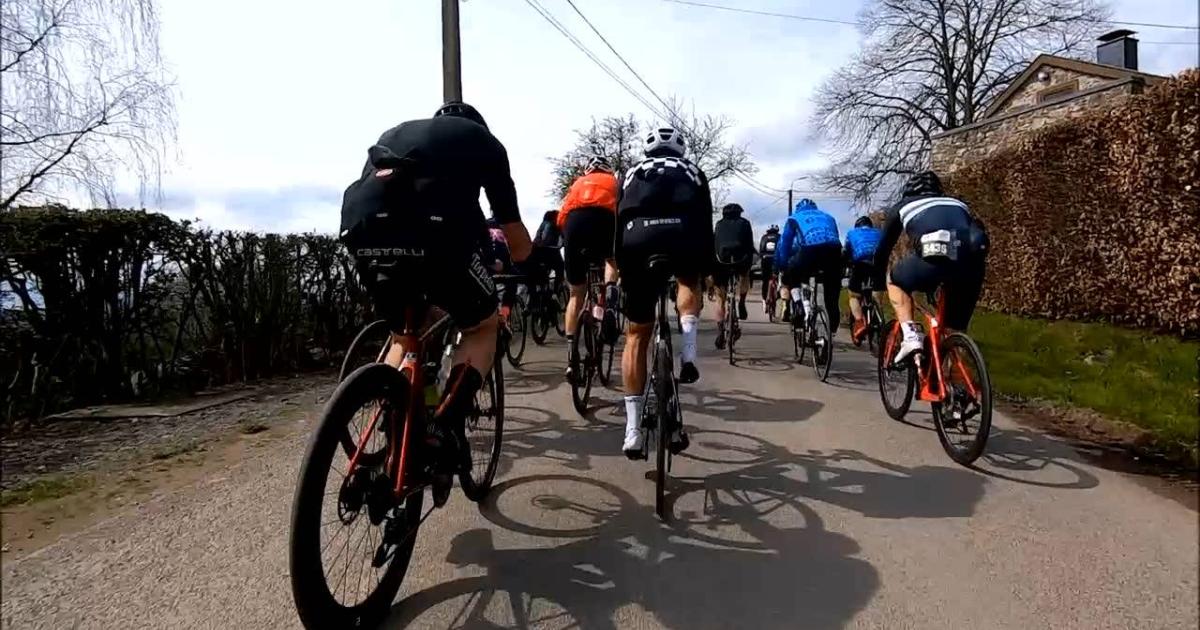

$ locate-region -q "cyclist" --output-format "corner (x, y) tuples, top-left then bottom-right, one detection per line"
(558, 156), (620, 382)
(775, 198), (842, 334)
(843, 215), (883, 344)
(712, 202), (754, 348)
(339, 100), (531, 472)
(529, 209), (565, 284)
(873, 170), (989, 364)
(616, 126), (713, 458)
(758, 224), (781, 311)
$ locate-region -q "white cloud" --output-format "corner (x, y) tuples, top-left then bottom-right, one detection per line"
(142, 0), (1195, 233)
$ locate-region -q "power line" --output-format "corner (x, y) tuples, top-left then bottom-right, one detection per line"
(662, 0), (1199, 31)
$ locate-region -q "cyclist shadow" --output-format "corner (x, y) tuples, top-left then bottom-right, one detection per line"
(500, 406), (619, 473)
(970, 427), (1101, 490)
(386, 471), (880, 629)
(682, 388), (823, 423)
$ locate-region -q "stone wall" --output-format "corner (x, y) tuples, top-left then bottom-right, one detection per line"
(931, 79), (1141, 174)
(997, 66), (1111, 114)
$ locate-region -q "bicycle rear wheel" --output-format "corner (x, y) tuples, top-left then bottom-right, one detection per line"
(878, 319), (915, 420)
(530, 292), (550, 346)
(932, 332), (993, 465)
(653, 339), (673, 521)
(865, 302), (882, 357)
(290, 363), (424, 629)
(727, 284), (738, 366)
(598, 327), (616, 387)
(811, 308), (833, 381)
(505, 299), (527, 368)
(570, 311), (596, 416)
(460, 347), (504, 501)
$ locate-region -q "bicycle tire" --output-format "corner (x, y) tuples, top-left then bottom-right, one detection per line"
(812, 308), (833, 382)
(932, 332), (993, 466)
(554, 284), (568, 337)
(290, 363), (423, 629)
(598, 330), (616, 388)
(530, 292), (550, 345)
(460, 347), (505, 501)
(339, 319), (392, 383)
(654, 339), (672, 521)
(505, 301), (527, 368)
(726, 280), (737, 366)
(570, 311), (595, 416)
(866, 302), (882, 357)
(878, 319), (915, 420)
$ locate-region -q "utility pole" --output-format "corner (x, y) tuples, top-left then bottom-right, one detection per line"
(787, 189), (793, 220)
(442, 0), (463, 102)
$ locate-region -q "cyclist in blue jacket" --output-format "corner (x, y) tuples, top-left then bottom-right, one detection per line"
(843, 215), (884, 344)
(774, 198), (842, 332)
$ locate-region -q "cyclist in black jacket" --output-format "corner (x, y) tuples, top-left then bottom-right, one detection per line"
(712, 203), (754, 347)
(615, 126), (713, 459)
(758, 224), (781, 307)
(339, 100), (532, 470)
(873, 171), (989, 365)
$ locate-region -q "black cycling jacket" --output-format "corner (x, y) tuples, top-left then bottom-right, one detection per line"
(617, 154), (713, 221)
(714, 216), (754, 261)
(872, 194), (978, 269)
(367, 116), (520, 229)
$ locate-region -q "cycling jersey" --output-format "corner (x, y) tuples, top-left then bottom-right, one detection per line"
(775, 202), (840, 268)
(713, 216), (754, 262)
(558, 171), (618, 229)
(844, 226), (882, 263)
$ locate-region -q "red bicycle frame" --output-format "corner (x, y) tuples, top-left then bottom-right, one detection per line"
(883, 290), (982, 403)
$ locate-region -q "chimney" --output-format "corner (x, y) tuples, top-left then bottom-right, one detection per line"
(1097, 29), (1139, 70)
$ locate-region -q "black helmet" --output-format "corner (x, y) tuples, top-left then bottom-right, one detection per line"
(767, 224), (779, 233)
(721, 203), (744, 217)
(854, 216), (873, 228)
(902, 170), (943, 198)
(434, 100), (488, 129)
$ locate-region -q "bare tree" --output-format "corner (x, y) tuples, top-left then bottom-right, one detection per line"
(550, 97), (756, 210)
(0, 0), (176, 210)
(812, 0), (1109, 200)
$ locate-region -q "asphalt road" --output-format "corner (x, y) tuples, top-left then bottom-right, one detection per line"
(3, 306), (1197, 629)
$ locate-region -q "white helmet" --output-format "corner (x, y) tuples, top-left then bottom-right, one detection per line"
(644, 126), (685, 157)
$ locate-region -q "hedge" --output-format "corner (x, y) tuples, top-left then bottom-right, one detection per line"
(0, 207), (370, 423)
(946, 70), (1199, 337)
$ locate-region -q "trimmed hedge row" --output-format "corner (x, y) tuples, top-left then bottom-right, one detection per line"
(0, 207), (370, 423)
(946, 70), (1199, 337)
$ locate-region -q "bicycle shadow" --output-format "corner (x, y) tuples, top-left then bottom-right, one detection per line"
(386, 469), (882, 629)
(499, 406), (621, 474)
(681, 388), (823, 424)
(970, 427), (1101, 490)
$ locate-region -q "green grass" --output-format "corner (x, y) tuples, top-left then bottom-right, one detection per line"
(1, 475), (94, 508)
(969, 312), (1199, 457)
(837, 289), (1198, 461)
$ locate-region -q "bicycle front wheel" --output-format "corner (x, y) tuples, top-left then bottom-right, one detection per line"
(339, 319), (391, 383)
(878, 319), (915, 420)
(932, 332), (993, 465)
(461, 347), (504, 501)
(812, 308), (833, 382)
(290, 363), (424, 629)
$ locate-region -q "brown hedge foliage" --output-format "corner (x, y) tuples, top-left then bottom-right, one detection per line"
(0, 207), (370, 423)
(946, 70), (1200, 337)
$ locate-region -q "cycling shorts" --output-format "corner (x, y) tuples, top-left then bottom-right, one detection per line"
(890, 247), (986, 330)
(848, 261), (882, 293)
(712, 259), (752, 289)
(562, 207), (615, 286)
(357, 248), (497, 332)
(781, 242), (842, 289)
(616, 212), (712, 325)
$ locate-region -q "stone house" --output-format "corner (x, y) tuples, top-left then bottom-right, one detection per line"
(931, 31), (1167, 173)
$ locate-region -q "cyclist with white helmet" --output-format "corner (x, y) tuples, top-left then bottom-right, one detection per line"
(616, 126), (714, 458)
(559, 156), (621, 382)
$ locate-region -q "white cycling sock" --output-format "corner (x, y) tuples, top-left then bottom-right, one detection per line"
(901, 320), (923, 340)
(680, 314), (699, 363)
(624, 395), (644, 431)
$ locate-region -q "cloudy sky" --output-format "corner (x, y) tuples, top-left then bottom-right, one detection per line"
(150, 0), (1198, 235)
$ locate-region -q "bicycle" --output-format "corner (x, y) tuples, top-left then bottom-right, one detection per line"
(715, 254), (749, 365)
(634, 255), (684, 520)
(527, 273), (562, 346)
(851, 280), (885, 357)
(494, 273), (528, 368)
(289, 304), (505, 628)
(764, 271), (779, 323)
(790, 277), (833, 381)
(568, 262), (619, 415)
(878, 288), (993, 465)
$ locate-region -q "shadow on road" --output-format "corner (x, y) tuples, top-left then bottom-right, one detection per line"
(971, 427), (1101, 490)
(388, 436), (988, 629)
(682, 389), (823, 423)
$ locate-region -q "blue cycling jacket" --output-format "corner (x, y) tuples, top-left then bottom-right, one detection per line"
(844, 226), (882, 263)
(775, 200), (840, 267)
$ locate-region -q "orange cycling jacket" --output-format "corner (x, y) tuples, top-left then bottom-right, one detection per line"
(557, 171), (618, 228)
